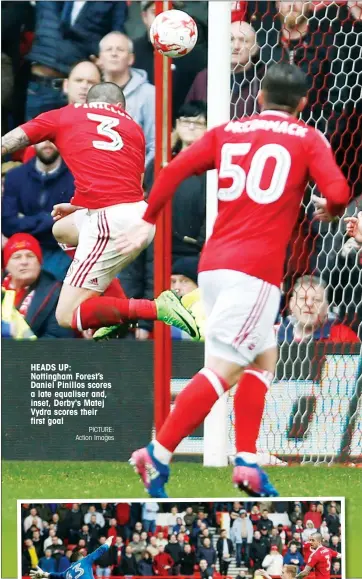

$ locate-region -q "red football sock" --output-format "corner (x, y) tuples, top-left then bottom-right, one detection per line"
(234, 369), (272, 453)
(157, 368), (230, 453)
(103, 278), (127, 299)
(72, 296), (157, 330)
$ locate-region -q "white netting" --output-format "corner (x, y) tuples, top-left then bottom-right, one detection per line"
(226, 0), (362, 464)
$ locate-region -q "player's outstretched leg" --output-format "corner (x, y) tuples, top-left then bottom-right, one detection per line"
(130, 367), (230, 497)
(85, 290), (200, 340)
(232, 363), (279, 497)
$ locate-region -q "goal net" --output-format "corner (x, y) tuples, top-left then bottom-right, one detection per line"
(157, 1), (362, 466)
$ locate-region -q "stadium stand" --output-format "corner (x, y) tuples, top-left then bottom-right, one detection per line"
(21, 501), (343, 579)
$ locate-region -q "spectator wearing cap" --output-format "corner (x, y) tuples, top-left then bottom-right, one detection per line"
(25, 1), (128, 120)
(186, 21), (263, 118)
(216, 530), (233, 576)
(132, 1), (207, 121)
(2, 141), (74, 281)
(262, 545), (284, 577)
(257, 510), (274, 534)
(97, 31), (155, 166)
(2, 234), (75, 339)
(230, 510), (253, 567)
(278, 276), (360, 343)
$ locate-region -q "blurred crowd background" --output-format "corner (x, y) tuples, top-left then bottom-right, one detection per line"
(21, 500), (343, 578)
(1, 0), (361, 342)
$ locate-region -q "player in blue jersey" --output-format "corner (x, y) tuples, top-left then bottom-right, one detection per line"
(30, 536), (113, 579)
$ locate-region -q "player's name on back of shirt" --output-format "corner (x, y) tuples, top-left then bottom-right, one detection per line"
(225, 117), (308, 137)
(74, 101), (131, 120)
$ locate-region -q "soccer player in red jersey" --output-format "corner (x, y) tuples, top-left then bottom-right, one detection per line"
(296, 533), (341, 579)
(1, 82), (199, 340)
(117, 63), (350, 498)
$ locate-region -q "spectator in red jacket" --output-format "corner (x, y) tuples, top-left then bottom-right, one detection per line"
(303, 504), (323, 530)
(278, 276), (360, 343)
(153, 544), (174, 576)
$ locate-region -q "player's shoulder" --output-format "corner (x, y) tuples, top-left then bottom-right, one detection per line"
(303, 122), (332, 149)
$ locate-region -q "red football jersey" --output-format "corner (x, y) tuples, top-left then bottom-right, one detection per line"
(308, 545), (339, 579)
(144, 110), (350, 287)
(20, 103), (145, 209)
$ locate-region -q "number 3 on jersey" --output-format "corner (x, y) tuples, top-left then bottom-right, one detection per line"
(87, 113), (123, 151)
(219, 142), (291, 204)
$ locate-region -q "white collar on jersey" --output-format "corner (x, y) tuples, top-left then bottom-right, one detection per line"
(260, 110), (291, 118)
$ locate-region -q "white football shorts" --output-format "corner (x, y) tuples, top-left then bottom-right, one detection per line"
(198, 269), (281, 366)
(64, 200), (155, 292)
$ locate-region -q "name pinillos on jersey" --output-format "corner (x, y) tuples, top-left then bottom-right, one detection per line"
(20, 102), (146, 209)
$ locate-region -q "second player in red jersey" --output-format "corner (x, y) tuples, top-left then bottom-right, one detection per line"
(117, 63), (350, 499)
(297, 534), (341, 579)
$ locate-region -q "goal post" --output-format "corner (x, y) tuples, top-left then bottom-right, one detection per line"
(203, 1), (231, 467)
(153, 0), (173, 434)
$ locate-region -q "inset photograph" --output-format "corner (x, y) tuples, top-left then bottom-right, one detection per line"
(19, 499), (344, 579)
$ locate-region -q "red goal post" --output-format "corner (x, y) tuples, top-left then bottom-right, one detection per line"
(153, 0), (173, 434)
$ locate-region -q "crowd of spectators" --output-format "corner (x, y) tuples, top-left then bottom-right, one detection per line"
(2, 0), (361, 341)
(21, 501), (342, 579)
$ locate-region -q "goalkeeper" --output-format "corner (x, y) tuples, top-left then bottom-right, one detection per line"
(30, 536), (113, 579)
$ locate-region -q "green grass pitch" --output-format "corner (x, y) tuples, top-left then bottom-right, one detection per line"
(2, 461), (361, 578)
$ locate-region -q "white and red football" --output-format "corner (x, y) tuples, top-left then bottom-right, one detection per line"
(150, 9), (198, 58)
